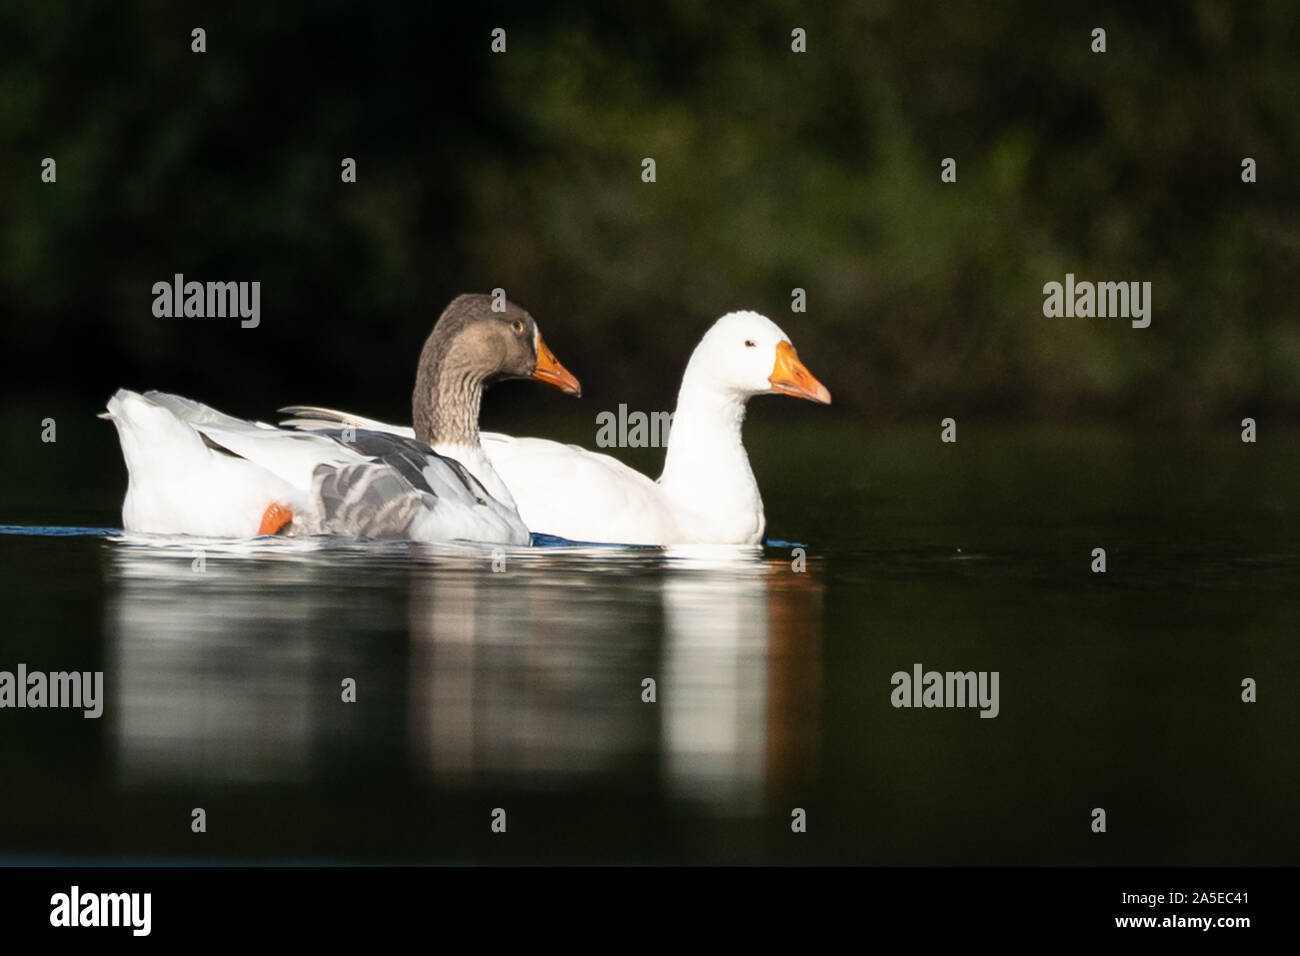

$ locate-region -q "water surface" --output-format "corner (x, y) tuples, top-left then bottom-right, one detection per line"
(1, 419), (1296, 864)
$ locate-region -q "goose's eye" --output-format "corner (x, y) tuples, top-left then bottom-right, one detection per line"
(744, 339), (756, 348)
(511, 320), (525, 334)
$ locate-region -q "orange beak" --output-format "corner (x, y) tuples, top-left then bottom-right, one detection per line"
(531, 333), (582, 397)
(768, 340), (831, 404)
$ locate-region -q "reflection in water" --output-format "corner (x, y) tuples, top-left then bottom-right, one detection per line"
(663, 559), (769, 812)
(105, 536), (823, 814)
(407, 558), (659, 783)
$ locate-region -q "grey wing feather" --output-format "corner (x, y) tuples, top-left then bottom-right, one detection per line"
(314, 462), (436, 539)
(278, 405), (356, 423)
(312, 459), (529, 544)
(282, 413), (529, 544)
(291, 426), (491, 504)
(278, 406), (415, 438)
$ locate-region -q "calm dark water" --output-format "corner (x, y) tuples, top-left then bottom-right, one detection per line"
(1, 412), (1297, 864)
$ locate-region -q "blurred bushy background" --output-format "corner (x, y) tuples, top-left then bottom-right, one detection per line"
(1, 0), (1297, 424)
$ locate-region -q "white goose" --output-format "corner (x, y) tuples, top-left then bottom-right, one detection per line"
(103, 295), (581, 545)
(287, 311), (830, 545)
(483, 311), (830, 544)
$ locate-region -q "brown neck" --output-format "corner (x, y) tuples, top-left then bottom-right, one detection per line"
(412, 342), (486, 448)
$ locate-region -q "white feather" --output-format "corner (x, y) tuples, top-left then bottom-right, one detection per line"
(104, 390), (530, 545)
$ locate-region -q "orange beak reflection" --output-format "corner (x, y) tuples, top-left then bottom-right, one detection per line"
(531, 333), (582, 397)
(768, 340), (831, 404)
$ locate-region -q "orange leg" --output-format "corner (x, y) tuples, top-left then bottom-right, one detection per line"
(257, 503), (293, 536)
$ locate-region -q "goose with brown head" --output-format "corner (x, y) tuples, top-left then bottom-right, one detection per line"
(412, 294), (581, 450)
(103, 295), (582, 545)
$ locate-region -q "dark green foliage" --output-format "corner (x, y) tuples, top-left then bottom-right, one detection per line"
(2, 1), (1296, 422)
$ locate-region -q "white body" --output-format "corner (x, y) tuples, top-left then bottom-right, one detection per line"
(483, 312), (821, 544)
(105, 390), (530, 545)
(479, 385), (763, 545)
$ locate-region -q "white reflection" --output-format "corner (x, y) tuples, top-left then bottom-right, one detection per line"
(106, 543), (323, 787)
(660, 551), (823, 814)
(662, 566), (769, 812)
(105, 537), (822, 812)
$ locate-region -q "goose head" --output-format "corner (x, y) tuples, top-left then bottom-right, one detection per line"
(684, 311), (831, 405)
(420, 293), (581, 395)
(413, 293), (581, 447)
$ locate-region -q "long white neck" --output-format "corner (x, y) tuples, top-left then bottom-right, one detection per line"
(657, 377), (765, 544)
